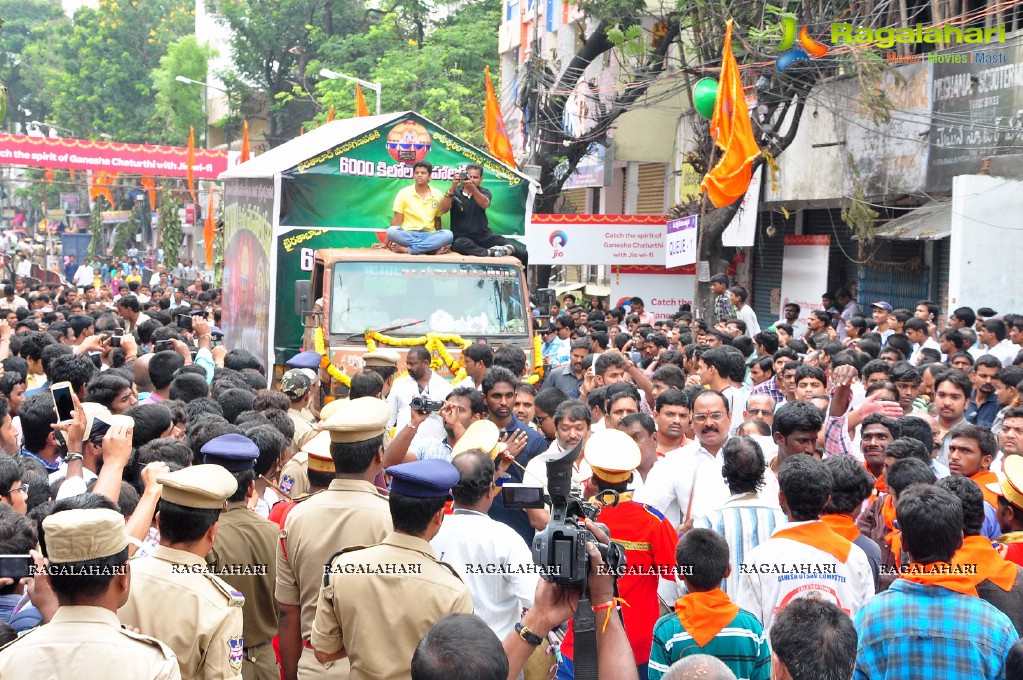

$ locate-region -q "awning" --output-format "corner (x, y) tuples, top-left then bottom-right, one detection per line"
(584, 283), (610, 297)
(870, 200), (951, 241)
(553, 282), (586, 296)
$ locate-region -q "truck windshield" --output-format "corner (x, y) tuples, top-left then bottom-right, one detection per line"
(330, 261), (527, 336)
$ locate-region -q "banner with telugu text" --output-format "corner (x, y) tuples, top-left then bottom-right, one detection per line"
(280, 114), (530, 236)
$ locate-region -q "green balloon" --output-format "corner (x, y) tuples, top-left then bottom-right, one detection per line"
(693, 78), (719, 119)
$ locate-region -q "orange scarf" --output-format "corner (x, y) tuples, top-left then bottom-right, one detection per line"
(971, 470), (1001, 509)
(820, 514), (860, 542)
(873, 471), (887, 494)
(954, 535), (1019, 591)
(674, 588), (740, 647)
(881, 494), (902, 566)
(773, 521), (852, 563)
(900, 562), (979, 597)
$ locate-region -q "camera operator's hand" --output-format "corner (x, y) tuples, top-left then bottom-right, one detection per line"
(409, 403), (431, 428)
(582, 519), (616, 602)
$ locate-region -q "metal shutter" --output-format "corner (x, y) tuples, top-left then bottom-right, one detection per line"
(635, 163), (667, 215)
(559, 188), (587, 214)
(751, 209), (795, 325)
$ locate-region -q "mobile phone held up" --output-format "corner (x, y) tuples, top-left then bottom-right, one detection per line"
(50, 381), (75, 423)
(0, 555), (34, 580)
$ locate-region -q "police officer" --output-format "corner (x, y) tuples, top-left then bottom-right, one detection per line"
(279, 398), (347, 501)
(268, 431), (334, 529)
(0, 508), (181, 679)
(311, 458), (474, 680)
(205, 434), (281, 680)
(276, 398), (393, 680)
(286, 350), (325, 422)
(119, 465), (245, 680)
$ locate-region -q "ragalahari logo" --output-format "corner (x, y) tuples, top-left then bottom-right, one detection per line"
(775, 17), (829, 71)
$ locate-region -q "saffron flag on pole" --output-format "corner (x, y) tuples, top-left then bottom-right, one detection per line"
(328, 105), (336, 122)
(204, 188), (215, 267)
(484, 66), (516, 168)
(355, 85), (370, 117)
(700, 19), (760, 208)
(186, 126), (197, 204)
(240, 120), (251, 163)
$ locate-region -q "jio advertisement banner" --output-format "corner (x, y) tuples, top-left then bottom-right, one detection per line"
(527, 214), (668, 265)
(610, 265), (696, 322)
(280, 114), (532, 236)
(779, 235), (831, 326)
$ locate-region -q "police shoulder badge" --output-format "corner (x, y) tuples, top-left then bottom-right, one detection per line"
(280, 475), (295, 495)
(228, 636), (244, 671)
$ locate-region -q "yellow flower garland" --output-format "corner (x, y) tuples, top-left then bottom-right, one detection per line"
(313, 327), (351, 388)
(312, 327), (544, 388)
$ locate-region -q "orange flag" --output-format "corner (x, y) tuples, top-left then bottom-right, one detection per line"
(700, 19), (760, 208)
(141, 176), (157, 209)
(354, 85), (369, 117)
(484, 66), (516, 168)
(186, 126), (197, 204)
(328, 105), (336, 122)
(240, 120), (251, 163)
(44, 169), (54, 183)
(90, 171), (115, 209)
(204, 189), (215, 267)
(69, 169), (76, 181)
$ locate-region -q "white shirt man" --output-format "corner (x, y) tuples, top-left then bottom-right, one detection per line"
(909, 336), (942, 365)
(16, 257), (33, 278)
(636, 439), (730, 529)
(386, 369), (452, 449)
(72, 263), (95, 287)
(989, 338), (1021, 368)
(735, 519), (875, 633)
(736, 304), (761, 337)
(432, 508), (537, 639)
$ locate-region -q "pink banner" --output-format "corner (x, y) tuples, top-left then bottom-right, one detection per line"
(0, 133), (235, 179)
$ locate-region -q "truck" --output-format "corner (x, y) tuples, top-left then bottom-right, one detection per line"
(297, 248), (533, 392)
(218, 111), (539, 390)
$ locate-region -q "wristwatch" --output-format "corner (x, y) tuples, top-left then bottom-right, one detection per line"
(515, 622), (543, 646)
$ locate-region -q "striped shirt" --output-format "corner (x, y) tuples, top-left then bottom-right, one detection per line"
(649, 607), (770, 680)
(692, 493), (788, 595)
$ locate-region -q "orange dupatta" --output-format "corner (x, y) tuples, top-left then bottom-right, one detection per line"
(900, 562), (979, 597)
(674, 588), (740, 647)
(820, 514), (861, 542)
(954, 535), (1019, 591)
(773, 521), (852, 562)
(881, 494), (902, 566)
(971, 470), (1001, 509)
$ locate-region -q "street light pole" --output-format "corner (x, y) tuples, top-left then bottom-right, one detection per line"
(175, 75), (231, 148)
(319, 68), (382, 116)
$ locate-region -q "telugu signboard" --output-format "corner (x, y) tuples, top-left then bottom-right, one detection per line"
(528, 214), (668, 265)
(665, 215), (697, 268)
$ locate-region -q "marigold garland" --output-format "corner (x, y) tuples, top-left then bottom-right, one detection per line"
(312, 327), (543, 388)
(313, 327), (351, 387)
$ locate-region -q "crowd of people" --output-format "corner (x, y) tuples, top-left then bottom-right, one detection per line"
(1, 263), (1023, 680)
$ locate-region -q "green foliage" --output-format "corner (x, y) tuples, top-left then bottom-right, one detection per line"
(152, 36), (216, 146)
(28, 0), (194, 142)
(112, 203), (139, 257)
(159, 190), (183, 267)
(0, 0), (66, 129)
(310, 0), (501, 144)
(88, 195), (110, 261)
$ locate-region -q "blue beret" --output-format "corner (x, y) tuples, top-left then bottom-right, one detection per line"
(287, 350), (324, 370)
(386, 459), (460, 499)
(201, 433), (259, 472)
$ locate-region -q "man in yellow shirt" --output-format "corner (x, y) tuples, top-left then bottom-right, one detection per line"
(384, 160), (454, 254)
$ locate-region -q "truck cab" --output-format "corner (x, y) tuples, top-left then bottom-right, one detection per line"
(301, 248), (533, 395)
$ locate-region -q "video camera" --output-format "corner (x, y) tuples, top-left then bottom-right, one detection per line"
(410, 396), (444, 414)
(503, 441), (625, 587)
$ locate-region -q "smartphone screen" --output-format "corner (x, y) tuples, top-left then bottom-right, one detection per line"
(51, 382), (75, 422)
(0, 555), (33, 580)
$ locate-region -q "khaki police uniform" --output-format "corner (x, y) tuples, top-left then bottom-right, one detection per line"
(276, 397), (394, 680)
(311, 533), (474, 680)
(279, 450), (310, 499)
(0, 508), (181, 680)
(119, 465), (245, 680)
(209, 502), (281, 680)
(0, 606), (182, 680)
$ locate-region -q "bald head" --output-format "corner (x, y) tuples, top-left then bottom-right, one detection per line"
(662, 655), (736, 680)
(133, 354), (154, 392)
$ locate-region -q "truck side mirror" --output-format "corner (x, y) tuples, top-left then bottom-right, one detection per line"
(295, 280), (313, 317)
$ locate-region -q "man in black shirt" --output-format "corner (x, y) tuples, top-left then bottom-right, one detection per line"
(442, 163), (528, 266)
